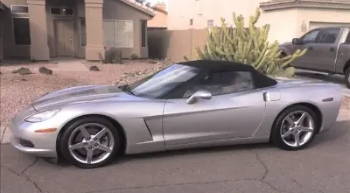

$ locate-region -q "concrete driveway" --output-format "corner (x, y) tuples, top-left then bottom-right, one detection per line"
(1, 119), (350, 193)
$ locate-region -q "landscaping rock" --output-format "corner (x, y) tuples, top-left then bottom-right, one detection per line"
(39, 66), (53, 75)
(12, 67), (32, 75)
(89, 66), (100, 71)
(148, 60), (158, 64)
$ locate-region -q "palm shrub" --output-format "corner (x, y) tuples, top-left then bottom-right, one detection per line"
(196, 9), (306, 76)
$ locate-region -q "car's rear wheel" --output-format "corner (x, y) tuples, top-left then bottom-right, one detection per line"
(345, 67), (350, 88)
(59, 117), (121, 168)
(271, 105), (318, 150)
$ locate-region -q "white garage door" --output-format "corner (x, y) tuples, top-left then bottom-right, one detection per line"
(309, 22), (350, 30)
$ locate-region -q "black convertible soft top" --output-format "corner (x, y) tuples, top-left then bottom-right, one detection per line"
(179, 60), (277, 88)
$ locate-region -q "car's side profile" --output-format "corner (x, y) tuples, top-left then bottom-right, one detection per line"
(10, 60), (342, 168)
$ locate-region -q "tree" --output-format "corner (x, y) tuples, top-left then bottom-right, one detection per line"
(196, 9), (306, 76)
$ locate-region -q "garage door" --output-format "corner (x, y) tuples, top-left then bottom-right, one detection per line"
(309, 22), (350, 30)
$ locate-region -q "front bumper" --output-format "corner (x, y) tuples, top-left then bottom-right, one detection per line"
(10, 110), (58, 158)
(11, 138), (56, 157)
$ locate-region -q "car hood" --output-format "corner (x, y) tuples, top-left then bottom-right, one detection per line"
(32, 85), (125, 111)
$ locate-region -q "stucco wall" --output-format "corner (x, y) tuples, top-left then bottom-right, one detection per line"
(260, 8), (300, 43)
(1, 0), (30, 59)
(261, 8), (350, 43)
(104, 0), (151, 58)
(148, 9), (167, 28)
(148, 29), (208, 62)
(167, 0), (264, 30)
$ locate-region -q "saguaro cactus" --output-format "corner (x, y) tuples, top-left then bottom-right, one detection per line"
(197, 9), (306, 76)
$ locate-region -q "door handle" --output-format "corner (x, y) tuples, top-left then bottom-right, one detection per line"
(330, 47), (335, 52)
(307, 46), (313, 50)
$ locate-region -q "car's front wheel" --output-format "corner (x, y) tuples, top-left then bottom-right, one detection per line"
(271, 105), (318, 150)
(59, 117), (121, 168)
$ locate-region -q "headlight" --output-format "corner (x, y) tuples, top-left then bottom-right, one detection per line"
(25, 109), (60, 123)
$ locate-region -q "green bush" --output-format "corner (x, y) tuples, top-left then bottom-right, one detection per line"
(197, 9), (306, 77)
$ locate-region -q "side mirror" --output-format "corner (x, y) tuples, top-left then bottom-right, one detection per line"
(292, 38), (303, 45)
(186, 90), (212, 104)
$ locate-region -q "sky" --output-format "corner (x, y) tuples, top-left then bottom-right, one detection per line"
(146, 0), (167, 6)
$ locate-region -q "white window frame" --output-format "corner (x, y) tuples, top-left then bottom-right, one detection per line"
(10, 5), (29, 15)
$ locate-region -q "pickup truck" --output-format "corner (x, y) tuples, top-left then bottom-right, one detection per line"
(280, 27), (350, 88)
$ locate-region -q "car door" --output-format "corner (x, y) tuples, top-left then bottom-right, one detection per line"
(310, 28), (341, 72)
(293, 29), (321, 69)
(162, 70), (266, 147)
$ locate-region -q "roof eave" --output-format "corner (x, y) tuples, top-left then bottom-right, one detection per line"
(119, 0), (155, 17)
(260, 0), (350, 11)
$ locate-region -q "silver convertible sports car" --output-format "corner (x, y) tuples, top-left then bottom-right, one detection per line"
(11, 60), (342, 168)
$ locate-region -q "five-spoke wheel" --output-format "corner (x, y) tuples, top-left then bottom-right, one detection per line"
(59, 117), (121, 168)
(271, 105), (318, 150)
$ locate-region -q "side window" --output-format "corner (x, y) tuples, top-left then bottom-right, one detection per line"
(302, 30), (320, 44)
(316, 28), (340, 44)
(183, 71), (254, 98)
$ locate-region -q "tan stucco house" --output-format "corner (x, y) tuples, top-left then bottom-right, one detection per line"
(0, 0), (154, 61)
(167, 0), (350, 43)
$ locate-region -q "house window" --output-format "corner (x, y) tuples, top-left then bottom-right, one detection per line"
(80, 18), (86, 46)
(104, 20), (134, 48)
(51, 8), (73, 16)
(190, 19), (194, 26)
(63, 8), (73, 16)
(141, 20), (147, 47)
(51, 8), (61, 15)
(13, 18), (31, 45)
(11, 5), (28, 14)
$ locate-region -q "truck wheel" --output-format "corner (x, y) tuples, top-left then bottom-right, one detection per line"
(346, 67), (350, 89)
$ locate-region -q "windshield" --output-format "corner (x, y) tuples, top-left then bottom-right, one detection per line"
(128, 64), (200, 98)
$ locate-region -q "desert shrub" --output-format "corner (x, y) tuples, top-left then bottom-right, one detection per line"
(196, 9), (306, 77)
(104, 48), (123, 64)
(130, 54), (139, 60)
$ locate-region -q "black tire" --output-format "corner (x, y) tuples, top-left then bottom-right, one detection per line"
(345, 67), (350, 89)
(271, 105), (319, 151)
(59, 117), (121, 168)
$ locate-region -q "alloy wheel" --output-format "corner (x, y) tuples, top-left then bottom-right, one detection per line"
(280, 111), (315, 148)
(68, 123), (115, 165)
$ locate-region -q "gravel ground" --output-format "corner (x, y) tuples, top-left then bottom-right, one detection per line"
(0, 60), (165, 142)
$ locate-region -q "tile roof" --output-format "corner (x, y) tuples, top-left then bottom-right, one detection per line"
(119, 0), (155, 16)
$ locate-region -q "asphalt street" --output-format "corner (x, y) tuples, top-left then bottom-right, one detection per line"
(1, 119), (350, 193)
